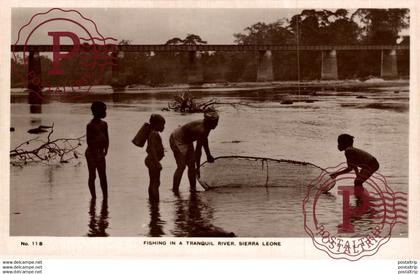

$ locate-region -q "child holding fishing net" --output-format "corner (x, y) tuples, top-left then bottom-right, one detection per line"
(169, 109), (219, 193)
(330, 134), (380, 192)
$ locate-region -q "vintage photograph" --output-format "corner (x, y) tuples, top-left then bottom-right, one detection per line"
(9, 7), (409, 243)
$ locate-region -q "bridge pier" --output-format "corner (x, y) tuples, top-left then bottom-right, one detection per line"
(111, 51), (119, 80)
(110, 51), (121, 88)
(187, 51), (204, 84)
(256, 50), (274, 82)
(381, 49), (398, 79)
(27, 51), (43, 106)
(321, 50), (338, 80)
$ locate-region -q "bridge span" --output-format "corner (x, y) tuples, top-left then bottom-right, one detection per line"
(11, 44), (409, 85)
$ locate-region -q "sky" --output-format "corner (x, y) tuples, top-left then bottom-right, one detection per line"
(11, 8), (303, 45)
(11, 7), (409, 46)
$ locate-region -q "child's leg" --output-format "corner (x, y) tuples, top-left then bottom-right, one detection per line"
(97, 199), (109, 236)
(354, 165), (378, 186)
(187, 162), (196, 191)
(148, 167), (161, 202)
(97, 157), (108, 199)
(173, 162), (185, 192)
(86, 154), (97, 199)
(172, 150), (186, 192)
(186, 146), (196, 191)
(170, 136), (189, 192)
(354, 163), (379, 213)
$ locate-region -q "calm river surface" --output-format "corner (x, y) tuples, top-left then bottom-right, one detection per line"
(10, 85), (408, 237)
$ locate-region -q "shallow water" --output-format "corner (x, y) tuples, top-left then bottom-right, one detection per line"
(10, 87), (408, 237)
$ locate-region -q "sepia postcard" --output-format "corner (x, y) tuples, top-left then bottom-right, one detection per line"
(0, 0), (419, 270)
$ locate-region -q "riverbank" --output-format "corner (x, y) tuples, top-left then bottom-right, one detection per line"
(127, 78), (409, 92)
(11, 79), (409, 95)
(10, 78), (409, 105)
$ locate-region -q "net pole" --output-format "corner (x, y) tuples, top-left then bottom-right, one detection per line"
(296, 16), (301, 99)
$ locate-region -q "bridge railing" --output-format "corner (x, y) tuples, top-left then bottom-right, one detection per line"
(11, 44), (409, 85)
(11, 44), (409, 52)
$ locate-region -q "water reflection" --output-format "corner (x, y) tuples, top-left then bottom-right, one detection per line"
(172, 192), (235, 237)
(29, 104), (42, 114)
(343, 187), (378, 235)
(203, 187), (310, 237)
(148, 200), (165, 237)
(318, 186), (379, 237)
(43, 166), (56, 199)
(87, 198), (109, 237)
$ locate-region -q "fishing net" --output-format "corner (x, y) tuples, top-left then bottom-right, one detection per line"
(198, 156), (328, 190)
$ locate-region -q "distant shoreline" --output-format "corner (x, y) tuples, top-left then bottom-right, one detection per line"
(131, 79), (409, 92)
(10, 79), (409, 98)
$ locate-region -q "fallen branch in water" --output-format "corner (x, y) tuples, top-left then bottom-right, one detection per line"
(10, 123), (85, 167)
(164, 90), (211, 113)
(163, 90), (260, 112)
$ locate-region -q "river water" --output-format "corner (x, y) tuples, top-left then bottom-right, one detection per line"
(10, 85), (409, 237)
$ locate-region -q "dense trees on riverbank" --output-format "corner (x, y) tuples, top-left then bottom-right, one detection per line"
(11, 8), (409, 88)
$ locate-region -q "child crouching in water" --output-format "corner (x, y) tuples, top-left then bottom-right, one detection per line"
(330, 134), (379, 192)
(144, 114), (165, 202)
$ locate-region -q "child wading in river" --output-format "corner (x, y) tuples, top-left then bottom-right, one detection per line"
(134, 114), (165, 202)
(86, 101), (109, 199)
(330, 134), (380, 190)
(169, 110), (219, 193)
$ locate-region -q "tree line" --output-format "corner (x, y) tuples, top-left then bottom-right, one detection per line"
(11, 8), (409, 88)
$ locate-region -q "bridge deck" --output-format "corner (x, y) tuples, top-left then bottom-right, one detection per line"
(11, 44), (409, 52)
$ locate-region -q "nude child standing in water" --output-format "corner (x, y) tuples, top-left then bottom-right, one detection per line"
(85, 101), (109, 199)
(144, 114), (165, 202)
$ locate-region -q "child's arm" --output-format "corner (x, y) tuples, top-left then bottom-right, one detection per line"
(147, 132), (162, 170)
(331, 150), (359, 178)
(202, 137), (214, 162)
(195, 132), (214, 178)
(331, 159), (358, 178)
(86, 124), (94, 147)
(353, 166), (359, 176)
(195, 140), (203, 177)
(330, 166), (353, 179)
(104, 122), (109, 155)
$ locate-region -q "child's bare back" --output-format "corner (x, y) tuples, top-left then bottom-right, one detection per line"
(86, 119), (108, 156)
